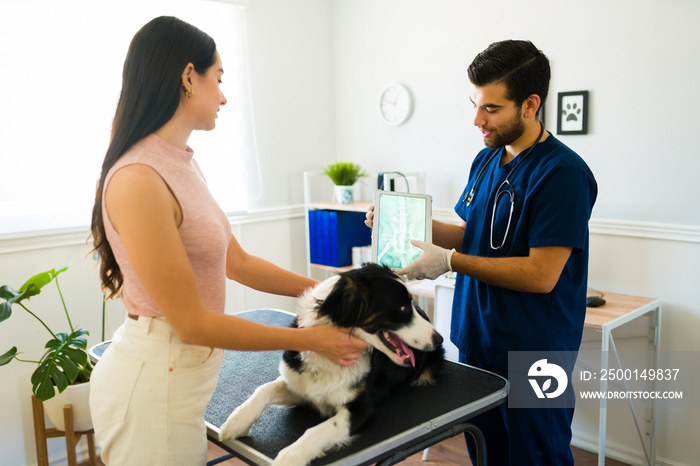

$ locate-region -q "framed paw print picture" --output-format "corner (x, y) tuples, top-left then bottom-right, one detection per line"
(557, 91), (589, 135)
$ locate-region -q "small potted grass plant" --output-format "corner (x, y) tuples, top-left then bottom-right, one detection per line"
(0, 264), (94, 431)
(324, 162), (366, 204)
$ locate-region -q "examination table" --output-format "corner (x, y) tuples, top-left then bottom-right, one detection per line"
(91, 309), (508, 465)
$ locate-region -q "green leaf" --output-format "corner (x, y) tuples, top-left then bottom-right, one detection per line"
(45, 332), (68, 350)
(32, 356), (71, 401)
(70, 327), (90, 339)
(31, 327), (90, 402)
(18, 270), (55, 294)
(0, 302), (12, 323)
(3, 264), (71, 305)
(0, 347), (18, 366)
(54, 352), (80, 381)
(44, 330), (87, 349)
(61, 347), (88, 366)
(32, 362), (69, 402)
(0, 285), (36, 306)
(324, 162), (366, 186)
(55, 264), (70, 276)
(1, 283), (43, 306)
(0, 285), (18, 301)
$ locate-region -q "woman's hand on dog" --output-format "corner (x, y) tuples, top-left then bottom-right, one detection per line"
(304, 325), (368, 366)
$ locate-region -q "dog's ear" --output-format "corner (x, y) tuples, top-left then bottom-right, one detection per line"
(414, 303), (430, 322)
(318, 273), (372, 328)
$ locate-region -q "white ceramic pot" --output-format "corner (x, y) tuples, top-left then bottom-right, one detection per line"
(42, 381), (92, 432)
(334, 185), (354, 204)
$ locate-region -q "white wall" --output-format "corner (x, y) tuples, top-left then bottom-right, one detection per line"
(331, 0), (700, 227)
(2, 0), (700, 464)
(578, 233), (700, 465)
(328, 1), (700, 464)
(244, 0), (338, 207)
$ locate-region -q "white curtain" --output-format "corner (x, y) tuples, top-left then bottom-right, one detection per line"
(0, 0), (257, 235)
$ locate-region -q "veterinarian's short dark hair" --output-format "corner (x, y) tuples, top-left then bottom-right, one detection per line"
(467, 40), (550, 108)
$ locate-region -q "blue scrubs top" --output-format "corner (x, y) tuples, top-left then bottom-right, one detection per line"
(451, 134), (597, 372)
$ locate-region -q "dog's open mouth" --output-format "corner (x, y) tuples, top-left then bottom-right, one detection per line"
(380, 331), (416, 367)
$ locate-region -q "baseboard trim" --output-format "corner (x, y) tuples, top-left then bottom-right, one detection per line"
(571, 431), (687, 466)
(571, 433), (645, 465)
(2, 206), (698, 254)
(25, 443), (98, 466)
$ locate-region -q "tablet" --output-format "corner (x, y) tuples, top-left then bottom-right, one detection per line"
(371, 190), (432, 269)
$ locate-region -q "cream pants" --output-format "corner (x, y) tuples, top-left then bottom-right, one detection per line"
(89, 316), (224, 465)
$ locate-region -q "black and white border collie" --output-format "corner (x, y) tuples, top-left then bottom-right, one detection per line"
(219, 264), (445, 466)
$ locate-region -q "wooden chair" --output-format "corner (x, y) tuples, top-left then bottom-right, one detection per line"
(31, 395), (97, 466)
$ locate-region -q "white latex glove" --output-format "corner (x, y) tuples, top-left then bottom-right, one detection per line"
(364, 204), (374, 228)
(397, 240), (455, 280)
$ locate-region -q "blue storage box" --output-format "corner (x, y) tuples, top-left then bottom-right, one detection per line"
(308, 210), (371, 267)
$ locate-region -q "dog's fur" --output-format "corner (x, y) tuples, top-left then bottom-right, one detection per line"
(219, 264), (445, 466)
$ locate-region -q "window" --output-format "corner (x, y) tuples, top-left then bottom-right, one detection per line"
(0, 0), (256, 236)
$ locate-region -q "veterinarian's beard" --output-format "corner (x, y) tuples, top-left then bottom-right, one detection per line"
(483, 113), (525, 149)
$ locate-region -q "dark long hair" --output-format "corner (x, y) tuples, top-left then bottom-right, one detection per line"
(467, 40), (550, 108)
(91, 16), (217, 298)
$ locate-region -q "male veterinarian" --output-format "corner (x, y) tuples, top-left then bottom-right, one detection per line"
(397, 40), (597, 465)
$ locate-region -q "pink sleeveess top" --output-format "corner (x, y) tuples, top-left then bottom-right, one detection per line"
(102, 134), (232, 317)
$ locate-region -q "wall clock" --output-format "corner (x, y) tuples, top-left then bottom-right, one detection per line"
(379, 83), (413, 125)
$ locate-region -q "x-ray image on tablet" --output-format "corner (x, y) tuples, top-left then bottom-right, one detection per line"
(371, 190), (432, 269)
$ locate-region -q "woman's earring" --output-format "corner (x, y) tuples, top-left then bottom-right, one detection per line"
(184, 86), (193, 98)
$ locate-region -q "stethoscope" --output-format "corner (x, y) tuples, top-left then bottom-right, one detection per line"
(462, 122), (545, 250)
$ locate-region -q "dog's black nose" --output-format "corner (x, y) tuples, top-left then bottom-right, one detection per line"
(432, 331), (444, 347)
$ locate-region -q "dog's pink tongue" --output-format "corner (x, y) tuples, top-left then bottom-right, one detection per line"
(388, 333), (416, 367)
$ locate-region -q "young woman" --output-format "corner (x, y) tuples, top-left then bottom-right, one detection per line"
(88, 16), (366, 465)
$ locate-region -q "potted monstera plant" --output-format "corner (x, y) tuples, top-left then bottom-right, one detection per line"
(0, 264), (94, 431)
(324, 162), (366, 204)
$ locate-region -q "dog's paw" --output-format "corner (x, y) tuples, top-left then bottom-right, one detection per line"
(272, 446), (312, 466)
(218, 413), (252, 441)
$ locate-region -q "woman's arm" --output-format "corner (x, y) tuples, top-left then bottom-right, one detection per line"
(225, 235), (317, 297)
(105, 165), (365, 365)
